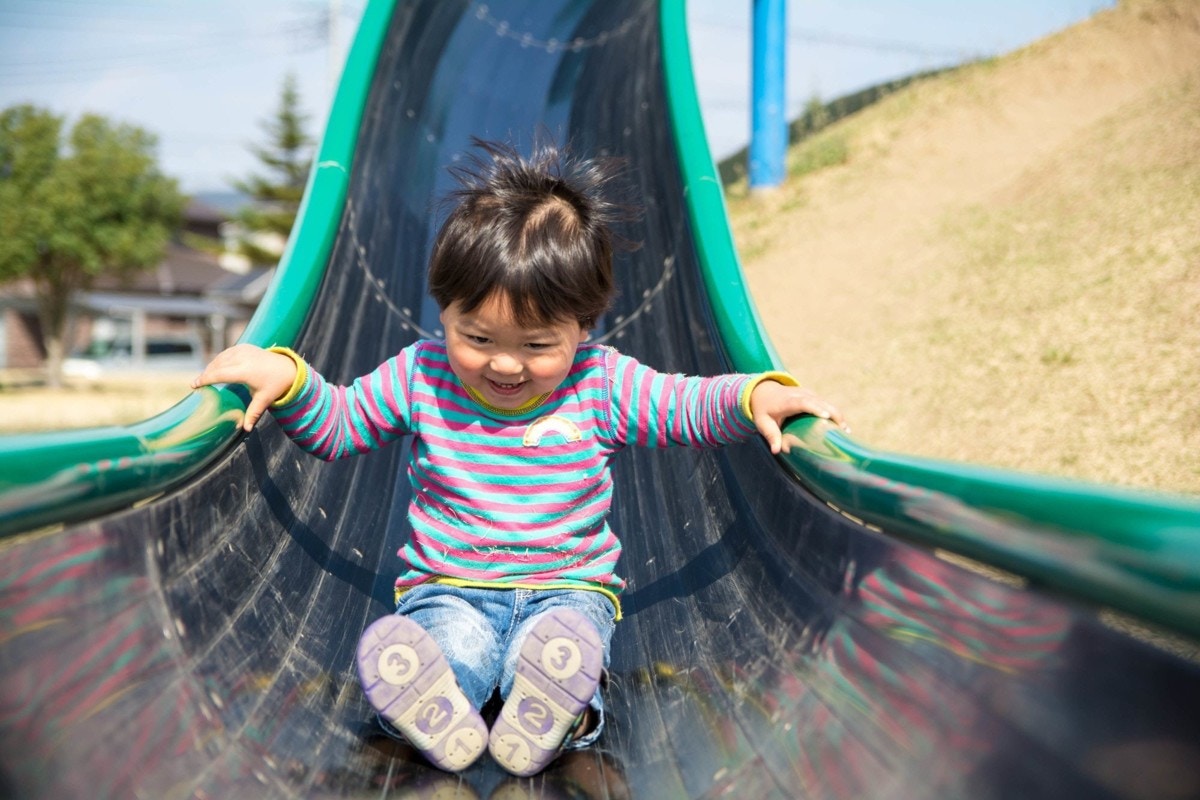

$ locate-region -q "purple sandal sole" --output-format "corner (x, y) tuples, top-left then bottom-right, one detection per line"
(488, 609), (603, 776)
(356, 615), (487, 772)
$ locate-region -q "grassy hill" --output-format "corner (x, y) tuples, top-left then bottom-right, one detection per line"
(726, 0), (1200, 496)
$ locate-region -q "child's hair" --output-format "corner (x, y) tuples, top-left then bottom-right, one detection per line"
(429, 137), (635, 329)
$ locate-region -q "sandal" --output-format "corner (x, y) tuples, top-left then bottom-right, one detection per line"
(356, 615), (488, 772)
(488, 609), (603, 776)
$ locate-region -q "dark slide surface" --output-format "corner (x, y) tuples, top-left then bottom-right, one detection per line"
(3, 2), (1200, 798)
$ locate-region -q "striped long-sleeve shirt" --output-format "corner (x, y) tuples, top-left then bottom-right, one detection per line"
(273, 340), (780, 612)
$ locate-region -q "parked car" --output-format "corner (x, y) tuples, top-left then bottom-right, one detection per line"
(63, 335), (206, 380)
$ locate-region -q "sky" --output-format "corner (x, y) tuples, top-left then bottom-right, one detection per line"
(0, 0), (1115, 196)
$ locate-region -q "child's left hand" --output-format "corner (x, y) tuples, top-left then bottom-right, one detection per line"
(750, 380), (848, 454)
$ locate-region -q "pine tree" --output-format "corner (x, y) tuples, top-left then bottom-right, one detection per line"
(232, 73), (315, 265)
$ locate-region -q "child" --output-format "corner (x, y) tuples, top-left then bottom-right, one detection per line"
(190, 139), (846, 776)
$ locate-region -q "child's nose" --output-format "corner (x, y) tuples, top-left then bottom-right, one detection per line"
(490, 352), (523, 375)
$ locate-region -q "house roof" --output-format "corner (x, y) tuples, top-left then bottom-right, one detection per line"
(1, 232), (265, 321)
(184, 199), (229, 227)
(91, 243), (232, 297)
(206, 267), (274, 305)
(77, 291), (244, 320)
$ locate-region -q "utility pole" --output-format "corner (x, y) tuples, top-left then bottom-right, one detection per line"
(749, 0), (786, 191)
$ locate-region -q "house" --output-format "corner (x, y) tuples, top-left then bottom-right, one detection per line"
(0, 199), (271, 374)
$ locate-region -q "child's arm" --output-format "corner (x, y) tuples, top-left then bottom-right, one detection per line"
(605, 351), (845, 451)
(190, 344), (302, 432)
(749, 379), (848, 455)
(194, 343), (416, 459)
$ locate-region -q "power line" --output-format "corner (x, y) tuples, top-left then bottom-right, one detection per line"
(0, 8), (205, 30)
(0, 13), (331, 86)
(9, 0), (172, 7)
(691, 15), (977, 60)
(790, 28), (975, 59)
(0, 50), (295, 89)
(0, 41), (311, 85)
(0, 35), (267, 70)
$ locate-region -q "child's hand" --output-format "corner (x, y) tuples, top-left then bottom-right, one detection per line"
(749, 380), (848, 454)
(190, 344), (298, 432)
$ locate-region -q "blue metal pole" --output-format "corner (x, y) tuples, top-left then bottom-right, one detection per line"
(750, 0), (786, 190)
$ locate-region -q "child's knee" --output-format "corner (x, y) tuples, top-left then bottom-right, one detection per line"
(396, 589), (503, 682)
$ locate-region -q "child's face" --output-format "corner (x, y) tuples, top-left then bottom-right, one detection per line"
(440, 293), (589, 411)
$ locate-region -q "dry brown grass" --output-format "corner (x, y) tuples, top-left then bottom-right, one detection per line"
(0, 373), (190, 434)
(728, 0), (1200, 495)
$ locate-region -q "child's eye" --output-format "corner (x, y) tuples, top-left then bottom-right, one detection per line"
(526, 342), (552, 350)
(467, 335), (491, 345)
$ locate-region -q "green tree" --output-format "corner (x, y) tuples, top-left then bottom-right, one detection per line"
(0, 105), (185, 386)
(232, 73), (314, 265)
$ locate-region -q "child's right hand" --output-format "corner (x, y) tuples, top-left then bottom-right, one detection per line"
(190, 344), (298, 432)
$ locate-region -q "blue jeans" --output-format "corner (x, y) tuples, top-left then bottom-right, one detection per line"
(391, 584), (617, 749)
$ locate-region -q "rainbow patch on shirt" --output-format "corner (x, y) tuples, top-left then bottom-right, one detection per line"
(522, 415), (583, 447)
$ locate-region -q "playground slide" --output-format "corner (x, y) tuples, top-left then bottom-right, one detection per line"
(2, 1), (1199, 797)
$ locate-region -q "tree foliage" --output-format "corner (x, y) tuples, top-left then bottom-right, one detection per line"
(0, 104), (185, 384)
(232, 73), (314, 264)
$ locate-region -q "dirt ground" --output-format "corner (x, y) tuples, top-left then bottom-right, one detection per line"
(727, 0), (1200, 496)
(0, 372), (190, 433)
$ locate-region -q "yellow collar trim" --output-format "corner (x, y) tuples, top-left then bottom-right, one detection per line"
(464, 384), (551, 417)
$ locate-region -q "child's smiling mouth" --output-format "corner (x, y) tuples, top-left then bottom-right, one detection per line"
(487, 378), (526, 396)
